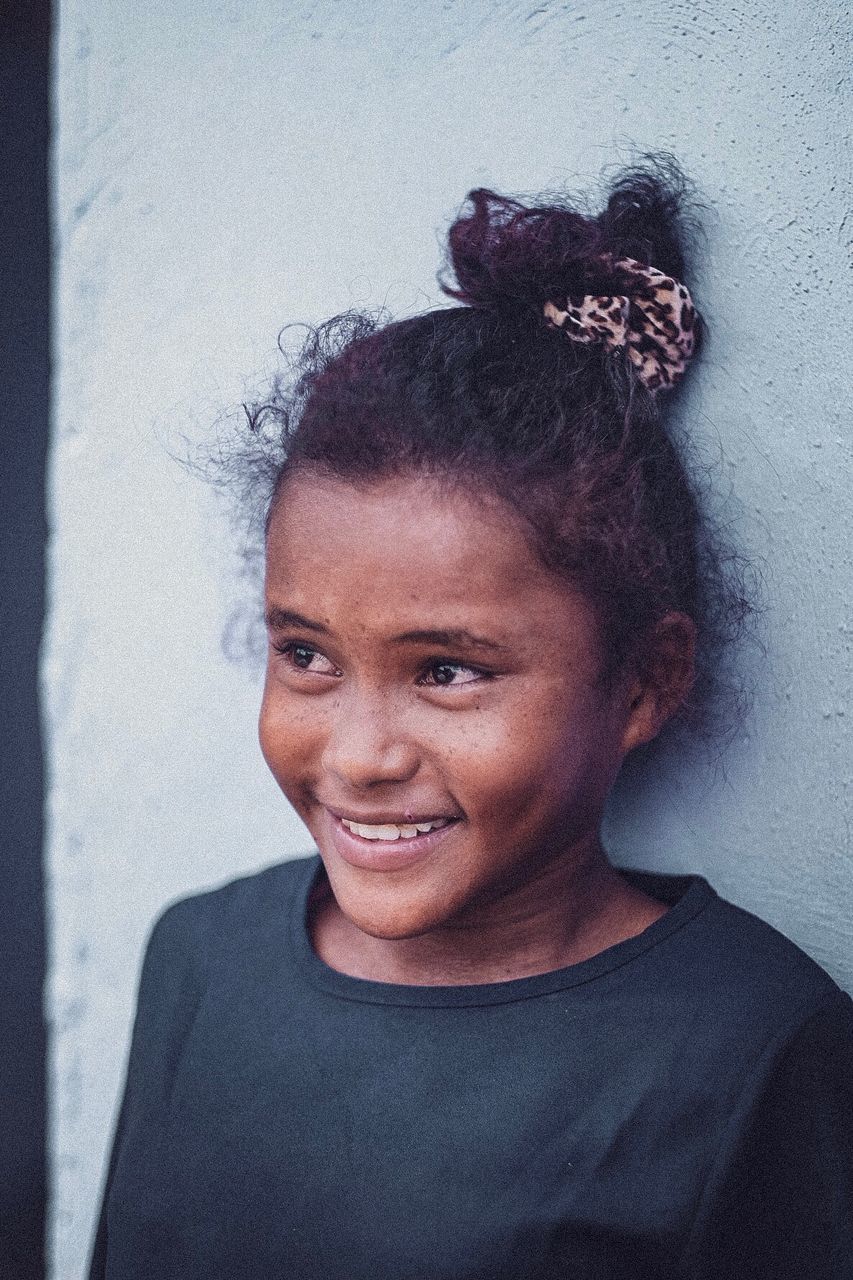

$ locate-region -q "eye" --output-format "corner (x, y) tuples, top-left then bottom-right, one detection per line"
(418, 660), (487, 688)
(272, 641), (340, 677)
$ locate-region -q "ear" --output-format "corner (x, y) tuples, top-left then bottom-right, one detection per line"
(620, 612), (697, 754)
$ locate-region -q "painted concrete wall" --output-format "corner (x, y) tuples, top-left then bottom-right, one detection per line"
(49, 1), (852, 1274)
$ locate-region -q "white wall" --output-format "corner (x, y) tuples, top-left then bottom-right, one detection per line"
(48, 1), (852, 1274)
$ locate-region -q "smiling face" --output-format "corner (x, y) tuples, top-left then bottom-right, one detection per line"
(259, 468), (670, 948)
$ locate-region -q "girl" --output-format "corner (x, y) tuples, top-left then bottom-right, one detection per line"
(89, 159), (853, 1279)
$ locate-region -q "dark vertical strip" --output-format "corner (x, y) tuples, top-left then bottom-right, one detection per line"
(0, 2), (51, 1278)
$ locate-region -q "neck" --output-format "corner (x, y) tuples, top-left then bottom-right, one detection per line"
(308, 844), (668, 986)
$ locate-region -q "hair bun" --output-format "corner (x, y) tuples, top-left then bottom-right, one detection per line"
(443, 154), (696, 315)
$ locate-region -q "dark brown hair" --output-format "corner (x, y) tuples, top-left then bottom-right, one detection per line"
(224, 155), (754, 741)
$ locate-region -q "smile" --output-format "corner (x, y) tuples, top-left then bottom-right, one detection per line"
(327, 810), (459, 872)
(339, 817), (452, 841)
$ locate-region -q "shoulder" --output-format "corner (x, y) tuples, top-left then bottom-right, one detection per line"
(156, 851), (318, 925)
(628, 868), (848, 1060)
(699, 892), (853, 1106)
(677, 923), (853, 1278)
(682, 885), (843, 1026)
(144, 853), (319, 977)
(653, 873), (851, 1092)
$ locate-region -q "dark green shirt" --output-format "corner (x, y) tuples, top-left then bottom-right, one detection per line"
(89, 855), (853, 1279)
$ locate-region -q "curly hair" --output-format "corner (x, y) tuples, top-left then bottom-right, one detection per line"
(216, 154), (755, 743)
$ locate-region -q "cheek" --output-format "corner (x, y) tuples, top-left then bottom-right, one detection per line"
(444, 682), (605, 815)
(258, 680), (323, 788)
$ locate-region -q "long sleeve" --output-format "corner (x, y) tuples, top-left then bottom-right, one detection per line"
(682, 989), (853, 1279)
(87, 894), (215, 1279)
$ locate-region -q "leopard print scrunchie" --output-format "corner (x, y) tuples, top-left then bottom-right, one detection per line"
(543, 256), (698, 392)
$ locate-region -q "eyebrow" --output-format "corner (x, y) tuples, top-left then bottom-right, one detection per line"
(264, 608), (510, 654)
(392, 627), (510, 654)
(265, 607), (328, 634)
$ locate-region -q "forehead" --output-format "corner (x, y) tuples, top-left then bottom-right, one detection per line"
(264, 471), (600, 657)
(266, 470), (547, 605)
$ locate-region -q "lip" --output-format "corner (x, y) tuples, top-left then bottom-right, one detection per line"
(323, 809), (460, 873)
(324, 804), (459, 826)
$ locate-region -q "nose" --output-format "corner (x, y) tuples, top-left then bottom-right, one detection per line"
(320, 685), (420, 790)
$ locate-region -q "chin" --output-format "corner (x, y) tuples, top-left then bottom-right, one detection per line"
(349, 915), (431, 942)
(331, 875), (457, 942)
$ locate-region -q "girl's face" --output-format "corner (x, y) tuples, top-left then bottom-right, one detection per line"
(259, 470), (657, 941)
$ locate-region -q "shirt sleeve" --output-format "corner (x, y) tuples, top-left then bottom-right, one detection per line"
(87, 893), (214, 1279)
(682, 988), (853, 1280)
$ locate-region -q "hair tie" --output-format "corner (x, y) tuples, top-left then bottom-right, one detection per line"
(543, 256), (698, 391)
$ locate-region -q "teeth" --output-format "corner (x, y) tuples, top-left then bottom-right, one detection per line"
(341, 817), (450, 841)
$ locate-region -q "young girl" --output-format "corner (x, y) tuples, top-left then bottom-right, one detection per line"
(89, 160), (853, 1279)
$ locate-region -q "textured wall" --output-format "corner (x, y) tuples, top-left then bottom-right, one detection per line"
(49, 1), (852, 1275)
